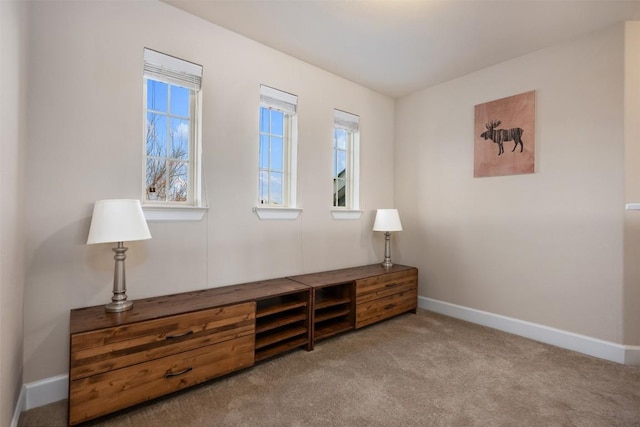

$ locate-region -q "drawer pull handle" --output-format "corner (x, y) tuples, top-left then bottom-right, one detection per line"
(165, 330), (193, 340)
(385, 283), (396, 288)
(165, 367), (193, 378)
(384, 304), (396, 310)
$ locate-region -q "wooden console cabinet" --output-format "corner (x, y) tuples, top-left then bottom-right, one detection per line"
(289, 264), (418, 344)
(68, 265), (417, 425)
(354, 267), (418, 328)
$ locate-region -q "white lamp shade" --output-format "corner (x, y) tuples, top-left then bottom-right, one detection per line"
(373, 209), (403, 232)
(87, 199), (152, 244)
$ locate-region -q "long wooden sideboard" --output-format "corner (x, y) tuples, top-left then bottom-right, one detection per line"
(68, 264), (418, 425)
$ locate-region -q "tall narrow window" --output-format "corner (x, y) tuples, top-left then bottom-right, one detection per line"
(143, 48), (203, 205)
(333, 109), (360, 210)
(259, 85), (298, 207)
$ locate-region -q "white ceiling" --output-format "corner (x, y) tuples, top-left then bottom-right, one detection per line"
(162, 0), (640, 98)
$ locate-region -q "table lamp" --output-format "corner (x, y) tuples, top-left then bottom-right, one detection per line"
(373, 209), (403, 268)
(87, 199), (152, 312)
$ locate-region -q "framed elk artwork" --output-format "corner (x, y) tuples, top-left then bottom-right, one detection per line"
(474, 91), (535, 177)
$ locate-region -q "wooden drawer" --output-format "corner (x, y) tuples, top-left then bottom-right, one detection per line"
(355, 269), (417, 304)
(70, 302), (255, 380)
(69, 334), (255, 425)
(355, 288), (417, 329)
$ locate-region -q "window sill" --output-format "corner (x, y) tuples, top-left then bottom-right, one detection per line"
(331, 209), (363, 220)
(142, 205), (208, 222)
(253, 206), (302, 220)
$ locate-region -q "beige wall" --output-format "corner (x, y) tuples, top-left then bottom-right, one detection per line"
(624, 22), (640, 346)
(23, 1), (394, 382)
(15, 0), (640, 404)
(1, 0), (28, 424)
(395, 24), (629, 344)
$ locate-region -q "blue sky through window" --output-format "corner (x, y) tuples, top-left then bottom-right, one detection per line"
(146, 78), (192, 202)
(259, 107), (285, 205)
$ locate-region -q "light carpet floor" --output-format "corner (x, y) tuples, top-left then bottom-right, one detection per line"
(19, 310), (640, 426)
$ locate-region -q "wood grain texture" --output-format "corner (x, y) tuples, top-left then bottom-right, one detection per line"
(474, 91), (536, 177)
(356, 270), (417, 303)
(355, 289), (418, 329)
(68, 265), (418, 425)
(312, 282), (354, 342)
(254, 289), (311, 361)
(355, 268), (418, 328)
(69, 334), (255, 425)
(70, 303), (255, 380)
(69, 278), (307, 335)
(288, 264), (414, 287)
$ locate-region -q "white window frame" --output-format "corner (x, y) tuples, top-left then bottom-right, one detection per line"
(255, 85), (301, 220)
(142, 48), (206, 221)
(331, 109), (361, 220)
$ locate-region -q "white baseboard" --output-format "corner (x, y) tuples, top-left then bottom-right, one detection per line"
(24, 373), (68, 410)
(11, 301), (640, 419)
(419, 296), (640, 365)
(11, 373), (69, 425)
(11, 385), (27, 427)
(625, 345), (640, 365)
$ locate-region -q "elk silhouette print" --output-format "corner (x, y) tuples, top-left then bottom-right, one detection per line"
(474, 91), (535, 177)
(480, 120), (524, 156)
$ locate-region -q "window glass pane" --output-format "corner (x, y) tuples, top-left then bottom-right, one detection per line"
(335, 128), (347, 150)
(146, 158), (166, 201)
(333, 178), (346, 207)
(332, 110), (358, 210)
(144, 51), (202, 205)
(170, 118), (189, 160)
(270, 110), (284, 136)
(258, 88), (296, 207)
(259, 170), (269, 204)
(168, 161), (188, 202)
(260, 107), (269, 133)
(270, 172), (283, 205)
(259, 135), (269, 169)
(270, 137), (284, 171)
(336, 150), (347, 177)
(170, 86), (190, 117)
(147, 80), (168, 112)
(146, 113), (167, 157)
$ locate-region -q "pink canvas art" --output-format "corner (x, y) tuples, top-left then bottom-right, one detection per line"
(474, 91), (535, 177)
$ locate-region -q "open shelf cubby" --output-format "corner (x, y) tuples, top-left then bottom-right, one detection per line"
(255, 292), (310, 362)
(313, 282), (354, 341)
